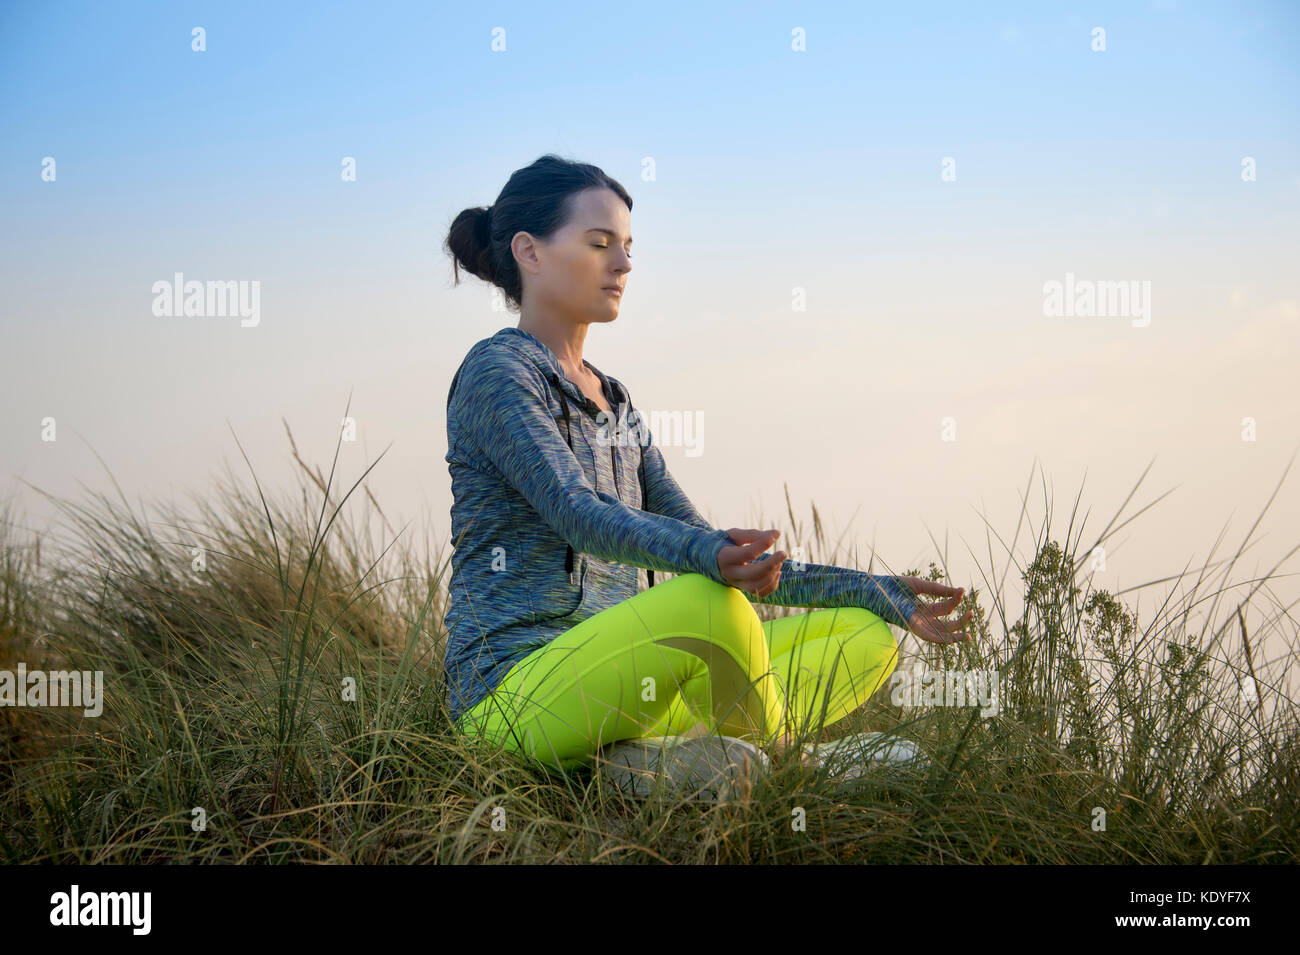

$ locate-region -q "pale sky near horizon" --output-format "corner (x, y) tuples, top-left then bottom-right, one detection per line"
(2, 1), (1298, 681)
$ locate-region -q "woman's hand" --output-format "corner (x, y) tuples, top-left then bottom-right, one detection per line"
(898, 576), (976, 644)
(717, 528), (787, 598)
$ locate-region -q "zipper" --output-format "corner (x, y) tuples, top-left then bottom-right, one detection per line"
(639, 437), (655, 589)
(591, 368), (622, 500)
(549, 371), (608, 586)
(609, 419), (621, 499)
(547, 368), (656, 588)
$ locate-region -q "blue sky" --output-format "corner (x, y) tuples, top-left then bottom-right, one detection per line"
(2, 0), (1298, 648)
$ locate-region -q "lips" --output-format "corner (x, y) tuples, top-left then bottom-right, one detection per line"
(603, 287), (623, 296)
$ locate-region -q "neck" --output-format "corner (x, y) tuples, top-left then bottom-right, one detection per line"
(517, 308), (590, 380)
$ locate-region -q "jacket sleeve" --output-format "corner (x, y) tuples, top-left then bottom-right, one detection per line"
(453, 347), (734, 584)
(744, 555), (920, 629)
(631, 401), (917, 627)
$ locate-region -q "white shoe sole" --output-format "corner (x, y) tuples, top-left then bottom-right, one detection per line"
(802, 731), (931, 782)
(597, 735), (771, 803)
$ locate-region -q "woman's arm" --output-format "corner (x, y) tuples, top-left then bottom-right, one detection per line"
(637, 419), (918, 628)
(453, 347), (734, 583)
(743, 555), (920, 630)
(635, 411), (917, 626)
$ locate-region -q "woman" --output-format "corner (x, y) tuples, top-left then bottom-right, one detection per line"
(441, 154), (974, 798)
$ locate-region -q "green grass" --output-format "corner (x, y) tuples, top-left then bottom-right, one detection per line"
(2, 432), (1297, 864)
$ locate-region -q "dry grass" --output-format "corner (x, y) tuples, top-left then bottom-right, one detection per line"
(1, 429), (1296, 864)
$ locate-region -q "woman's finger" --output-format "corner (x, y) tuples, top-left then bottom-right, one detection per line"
(933, 617), (975, 642)
(722, 553), (780, 589)
(918, 594), (962, 617)
(909, 579), (964, 600)
(749, 534), (781, 562)
(911, 611), (973, 644)
(753, 553), (784, 595)
(918, 626), (958, 645)
(724, 539), (779, 572)
(726, 528), (773, 547)
(727, 549), (786, 582)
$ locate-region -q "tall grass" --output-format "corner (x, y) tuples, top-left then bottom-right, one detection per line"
(1, 430), (1296, 863)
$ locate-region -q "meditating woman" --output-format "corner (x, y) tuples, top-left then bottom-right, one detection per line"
(441, 153), (974, 799)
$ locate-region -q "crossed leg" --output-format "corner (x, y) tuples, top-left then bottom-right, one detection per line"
(456, 572), (900, 772)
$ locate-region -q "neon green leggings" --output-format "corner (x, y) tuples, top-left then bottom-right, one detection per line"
(454, 572), (901, 771)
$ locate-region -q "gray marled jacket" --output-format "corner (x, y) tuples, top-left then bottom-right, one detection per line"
(442, 326), (918, 722)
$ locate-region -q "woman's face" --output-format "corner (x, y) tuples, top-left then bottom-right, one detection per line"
(514, 187), (632, 324)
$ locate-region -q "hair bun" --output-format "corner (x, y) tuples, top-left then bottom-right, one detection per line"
(477, 206), (493, 244)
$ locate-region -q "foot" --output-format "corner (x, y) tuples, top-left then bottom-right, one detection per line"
(597, 735), (771, 804)
(803, 731), (931, 782)
(766, 731), (822, 769)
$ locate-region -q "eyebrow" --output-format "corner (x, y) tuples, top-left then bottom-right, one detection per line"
(586, 228), (633, 246)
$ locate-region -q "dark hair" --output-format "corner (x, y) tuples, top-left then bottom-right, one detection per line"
(444, 153), (633, 311)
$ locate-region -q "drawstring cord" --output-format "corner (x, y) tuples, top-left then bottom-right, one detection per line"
(548, 371), (656, 590)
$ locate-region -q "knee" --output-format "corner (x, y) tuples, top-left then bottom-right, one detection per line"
(666, 573), (758, 628)
(837, 606), (899, 645)
(653, 574), (768, 670)
(663, 571), (726, 595)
